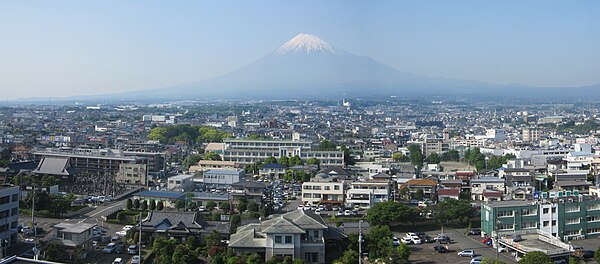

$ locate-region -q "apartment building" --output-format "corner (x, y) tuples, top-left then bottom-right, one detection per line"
(470, 177), (505, 201)
(301, 173), (345, 206)
(116, 163), (147, 186)
(222, 139), (344, 166)
(0, 185), (19, 248)
(346, 180), (393, 209)
(203, 169), (245, 189)
(167, 174), (194, 192)
(51, 223), (96, 260)
(188, 160), (239, 173)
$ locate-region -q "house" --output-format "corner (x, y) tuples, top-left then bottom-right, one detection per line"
(229, 210), (346, 263)
(505, 174), (535, 200)
(346, 179), (393, 209)
(259, 163), (287, 180)
(50, 222), (96, 260)
(141, 211), (203, 240)
(470, 177), (505, 201)
(301, 173), (345, 206)
(437, 188), (460, 201)
(231, 181), (266, 204)
(401, 179), (438, 199)
(318, 166), (350, 179)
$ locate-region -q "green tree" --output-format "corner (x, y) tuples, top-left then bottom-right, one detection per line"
(126, 199), (133, 210)
(247, 202), (259, 212)
(172, 244), (194, 263)
(175, 199), (186, 211)
(341, 145), (356, 166)
(204, 152), (222, 161)
(519, 251), (553, 264)
(279, 156), (290, 167)
(141, 200), (148, 210)
(481, 258), (506, 264)
(594, 247), (600, 264)
(237, 202), (247, 212)
(334, 249), (359, 264)
(246, 253), (262, 264)
(367, 225), (393, 259)
(306, 157), (320, 166)
(289, 155), (303, 166)
(569, 257), (580, 264)
(408, 144), (424, 170)
(318, 140), (336, 150)
(427, 153), (442, 164)
(283, 169), (294, 182)
(392, 152), (405, 162)
(264, 156), (278, 164)
(206, 201), (217, 211)
(367, 201), (419, 226)
(230, 214), (242, 227)
(435, 199), (474, 226)
(183, 154), (203, 169)
(297, 170), (311, 182)
(133, 199), (140, 209)
(441, 150), (460, 161)
(157, 201), (164, 211)
(414, 189), (424, 200)
(116, 212), (127, 223)
(149, 200), (156, 211)
(218, 201), (230, 211)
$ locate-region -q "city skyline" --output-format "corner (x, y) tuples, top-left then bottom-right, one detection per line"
(1, 1), (600, 99)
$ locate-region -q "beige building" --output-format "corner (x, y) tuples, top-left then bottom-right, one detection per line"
(116, 163), (147, 186)
(189, 160), (239, 173)
(346, 180), (393, 209)
(301, 173), (345, 206)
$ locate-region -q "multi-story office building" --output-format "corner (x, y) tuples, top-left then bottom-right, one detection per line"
(203, 169), (245, 189)
(301, 173), (345, 206)
(481, 193), (600, 242)
(0, 185), (19, 249)
(116, 163), (147, 186)
(222, 139), (344, 166)
(33, 148), (165, 177)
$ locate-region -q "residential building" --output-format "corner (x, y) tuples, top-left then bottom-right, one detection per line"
(116, 163), (147, 186)
(141, 211), (203, 240)
(51, 222), (96, 260)
(222, 139), (344, 166)
(229, 210), (346, 264)
(470, 177), (505, 201)
(436, 188), (460, 201)
(302, 173), (344, 206)
(346, 179), (393, 209)
(259, 163), (287, 180)
(189, 160), (238, 173)
(401, 179), (438, 200)
(0, 185), (18, 249)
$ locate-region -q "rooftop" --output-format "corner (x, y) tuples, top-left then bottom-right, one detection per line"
(134, 191), (185, 199)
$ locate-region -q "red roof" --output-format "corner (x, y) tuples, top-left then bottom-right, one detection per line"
(437, 188), (460, 196)
(456, 171), (476, 176)
(483, 190), (503, 197)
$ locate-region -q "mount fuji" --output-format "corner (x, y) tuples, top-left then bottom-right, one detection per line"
(104, 33), (600, 100)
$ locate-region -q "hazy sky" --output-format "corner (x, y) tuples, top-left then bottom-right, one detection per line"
(1, 1), (600, 99)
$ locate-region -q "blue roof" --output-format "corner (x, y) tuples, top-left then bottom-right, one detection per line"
(135, 191), (185, 199)
(262, 163), (287, 169)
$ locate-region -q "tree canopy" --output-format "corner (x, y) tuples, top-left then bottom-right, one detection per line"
(147, 124), (231, 144)
(367, 201), (419, 226)
(408, 144), (424, 170)
(519, 251), (553, 264)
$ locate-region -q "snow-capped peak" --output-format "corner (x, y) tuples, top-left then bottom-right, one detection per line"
(276, 33), (338, 55)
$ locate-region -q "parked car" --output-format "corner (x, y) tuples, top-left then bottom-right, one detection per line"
(102, 243), (116, 253)
(392, 237), (400, 247)
(470, 256), (482, 264)
(401, 236), (413, 244)
(112, 258), (123, 264)
(114, 245), (124, 254)
(115, 230), (127, 237)
(497, 246), (507, 253)
(436, 236), (451, 244)
(131, 256), (142, 264)
(513, 234), (523, 242)
(410, 236), (422, 244)
(122, 225), (134, 231)
(467, 228), (481, 235)
(434, 245), (448, 253)
(572, 249), (595, 260)
(458, 250), (475, 257)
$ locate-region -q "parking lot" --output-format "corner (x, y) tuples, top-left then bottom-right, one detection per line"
(394, 229), (518, 264)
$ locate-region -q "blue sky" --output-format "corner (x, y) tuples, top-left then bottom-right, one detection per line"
(1, 1), (599, 99)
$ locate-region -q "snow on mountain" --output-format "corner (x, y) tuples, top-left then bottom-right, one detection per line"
(276, 33), (338, 54)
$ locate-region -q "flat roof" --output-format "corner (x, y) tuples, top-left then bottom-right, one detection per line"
(499, 233), (570, 257)
(485, 200), (535, 208)
(54, 222), (96, 234)
(134, 191), (185, 199)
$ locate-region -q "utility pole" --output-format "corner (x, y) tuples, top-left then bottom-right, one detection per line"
(358, 220), (364, 264)
(139, 212), (142, 260)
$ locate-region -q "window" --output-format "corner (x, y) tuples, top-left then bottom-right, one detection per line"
(566, 218), (580, 225)
(588, 228), (600, 234)
(587, 216), (600, 222)
(552, 220), (557, 226)
(285, 236), (292, 243)
(587, 203), (600, 211)
(11, 208), (16, 216)
(11, 194), (18, 202)
(552, 207), (557, 213)
(522, 222), (537, 229)
(334, 185), (340, 190)
(498, 223), (514, 230)
(303, 193), (311, 198)
(324, 186), (330, 190)
(313, 230), (319, 239)
(312, 194), (321, 198)
(522, 209), (537, 216)
(566, 205), (580, 213)
(497, 210), (513, 217)
(565, 230), (581, 236)
(304, 186), (312, 190)
(275, 236), (282, 243)
(543, 221), (549, 227)
(543, 208), (549, 214)
(313, 186), (321, 190)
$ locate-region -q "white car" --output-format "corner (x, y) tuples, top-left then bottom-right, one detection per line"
(115, 230), (127, 237)
(410, 236), (422, 244)
(122, 225), (134, 231)
(470, 256), (482, 264)
(392, 237), (400, 246)
(401, 236), (413, 244)
(458, 250), (475, 257)
(130, 256), (142, 264)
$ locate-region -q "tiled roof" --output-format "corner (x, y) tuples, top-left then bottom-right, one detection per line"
(405, 179), (438, 186)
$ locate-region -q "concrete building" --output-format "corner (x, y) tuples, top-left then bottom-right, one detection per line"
(229, 210), (346, 264)
(346, 180), (393, 209)
(203, 169), (245, 189)
(167, 174), (195, 192)
(222, 139), (344, 166)
(116, 163), (147, 186)
(0, 185), (18, 249)
(470, 177), (505, 201)
(51, 222), (96, 260)
(301, 173), (345, 206)
(522, 127), (540, 142)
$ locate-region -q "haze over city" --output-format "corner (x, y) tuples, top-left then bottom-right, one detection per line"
(1, 1), (600, 99)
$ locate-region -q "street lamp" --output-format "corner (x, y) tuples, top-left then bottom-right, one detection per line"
(358, 220), (364, 264)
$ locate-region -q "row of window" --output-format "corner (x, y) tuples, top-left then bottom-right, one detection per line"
(274, 235), (293, 244)
(303, 185), (341, 191)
